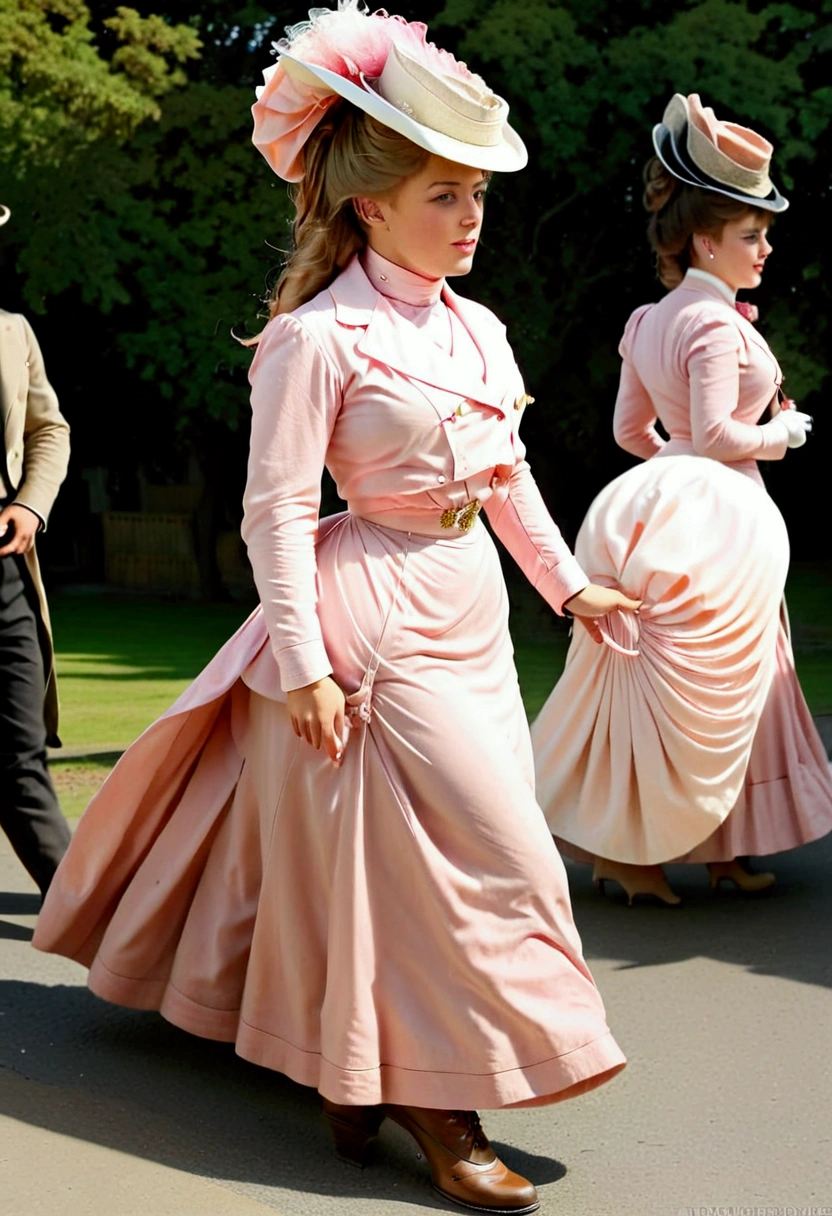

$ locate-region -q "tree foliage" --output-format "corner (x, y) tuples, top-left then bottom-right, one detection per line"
(1, 0), (830, 593)
(0, 0), (200, 164)
(436, 0), (832, 537)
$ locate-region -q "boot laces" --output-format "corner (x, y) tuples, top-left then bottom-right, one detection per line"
(453, 1110), (489, 1152)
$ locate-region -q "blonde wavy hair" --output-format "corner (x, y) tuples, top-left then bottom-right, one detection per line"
(642, 156), (770, 288)
(268, 100), (430, 318)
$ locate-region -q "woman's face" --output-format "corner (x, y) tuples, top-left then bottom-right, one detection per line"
(359, 155), (488, 280)
(695, 212), (773, 292)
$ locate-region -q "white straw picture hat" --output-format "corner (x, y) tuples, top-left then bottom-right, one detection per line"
(252, 0), (526, 182)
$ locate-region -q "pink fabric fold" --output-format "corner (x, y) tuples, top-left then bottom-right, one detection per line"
(532, 455), (791, 864)
(687, 93), (773, 171)
(250, 7), (483, 180)
(252, 66), (340, 182)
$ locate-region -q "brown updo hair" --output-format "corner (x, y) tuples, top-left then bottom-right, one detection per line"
(643, 156), (770, 288)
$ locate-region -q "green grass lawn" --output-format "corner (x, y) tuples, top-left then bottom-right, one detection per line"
(47, 561), (832, 818)
(50, 591), (254, 751)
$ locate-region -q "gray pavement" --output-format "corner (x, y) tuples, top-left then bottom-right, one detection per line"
(2, 831), (832, 1216)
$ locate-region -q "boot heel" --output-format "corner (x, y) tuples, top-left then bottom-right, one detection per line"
(322, 1101), (384, 1167)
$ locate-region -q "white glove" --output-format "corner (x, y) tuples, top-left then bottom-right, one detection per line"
(769, 408), (813, 449)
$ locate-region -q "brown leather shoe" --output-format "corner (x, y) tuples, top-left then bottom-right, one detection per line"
(384, 1105), (540, 1213)
(321, 1098), (385, 1167)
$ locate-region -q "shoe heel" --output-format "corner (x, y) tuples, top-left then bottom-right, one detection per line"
(323, 1106), (384, 1168)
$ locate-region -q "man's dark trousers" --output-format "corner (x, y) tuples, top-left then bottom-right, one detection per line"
(0, 551), (70, 895)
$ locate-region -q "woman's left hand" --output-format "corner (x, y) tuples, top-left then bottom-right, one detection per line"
(564, 584), (642, 644)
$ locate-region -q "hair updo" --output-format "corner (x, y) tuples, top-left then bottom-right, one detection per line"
(642, 156), (769, 288)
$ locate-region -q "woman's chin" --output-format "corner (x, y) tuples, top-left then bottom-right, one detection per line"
(446, 255), (476, 278)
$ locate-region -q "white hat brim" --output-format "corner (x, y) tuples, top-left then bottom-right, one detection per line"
(281, 52), (527, 173)
(652, 123), (788, 213)
(0, 205), (10, 227)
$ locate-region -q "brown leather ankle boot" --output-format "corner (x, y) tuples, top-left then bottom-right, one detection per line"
(384, 1105), (539, 1213)
(321, 1098), (385, 1167)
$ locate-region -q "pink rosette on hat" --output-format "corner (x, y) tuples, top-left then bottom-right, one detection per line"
(687, 94), (773, 174)
(253, 63), (339, 181)
(252, 0), (526, 181)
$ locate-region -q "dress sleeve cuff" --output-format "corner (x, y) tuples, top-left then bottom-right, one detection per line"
(277, 639), (334, 693)
(536, 557), (590, 616)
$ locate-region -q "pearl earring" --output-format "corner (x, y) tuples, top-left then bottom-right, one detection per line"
(708, 252), (715, 260)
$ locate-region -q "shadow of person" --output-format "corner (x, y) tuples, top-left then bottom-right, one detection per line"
(565, 834), (832, 991)
(0, 980), (551, 1210)
(0, 891), (41, 915)
(490, 1141), (566, 1185)
(0, 918), (33, 942)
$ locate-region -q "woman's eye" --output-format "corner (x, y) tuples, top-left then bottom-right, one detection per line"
(432, 193), (454, 203)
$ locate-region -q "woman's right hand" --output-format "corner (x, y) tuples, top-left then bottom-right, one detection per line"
(286, 676), (347, 764)
(564, 584), (642, 645)
(773, 407), (813, 449)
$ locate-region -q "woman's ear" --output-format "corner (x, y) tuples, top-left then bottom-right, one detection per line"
(353, 197), (387, 226)
(691, 232), (715, 263)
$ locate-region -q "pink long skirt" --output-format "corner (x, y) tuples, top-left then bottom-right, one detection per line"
(532, 455), (832, 865)
(34, 512), (625, 1109)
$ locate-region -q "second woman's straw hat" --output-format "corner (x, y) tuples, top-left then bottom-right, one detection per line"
(653, 93), (788, 212)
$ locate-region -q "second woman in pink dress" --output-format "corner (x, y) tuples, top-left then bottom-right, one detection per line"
(532, 92), (832, 906)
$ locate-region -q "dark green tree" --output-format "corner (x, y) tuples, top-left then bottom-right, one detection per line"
(2, 0), (830, 599)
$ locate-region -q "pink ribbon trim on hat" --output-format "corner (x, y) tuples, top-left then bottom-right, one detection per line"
(687, 94), (772, 172)
(252, 66), (341, 182)
(251, 3), (484, 181)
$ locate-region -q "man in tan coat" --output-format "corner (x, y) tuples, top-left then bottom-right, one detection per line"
(1, 204), (71, 896)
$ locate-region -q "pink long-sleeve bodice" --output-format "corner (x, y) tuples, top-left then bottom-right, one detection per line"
(612, 271), (787, 483)
(242, 251), (588, 692)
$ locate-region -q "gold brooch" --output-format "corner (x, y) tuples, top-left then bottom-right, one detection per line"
(514, 393), (535, 411)
(440, 500), (482, 532)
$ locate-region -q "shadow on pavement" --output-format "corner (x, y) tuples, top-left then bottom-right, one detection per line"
(0, 919), (33, 942)
(0, 979), (566, 1207)
(568, 834), (832, 990)
(0, 892), (41, 915)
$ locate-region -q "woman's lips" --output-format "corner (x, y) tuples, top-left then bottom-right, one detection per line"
(454, 239), (477, 252)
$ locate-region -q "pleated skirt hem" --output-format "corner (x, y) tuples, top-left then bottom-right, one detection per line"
(87, 951), (625, 1110)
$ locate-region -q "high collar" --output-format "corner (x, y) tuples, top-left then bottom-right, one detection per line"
(361, 247), (444, 308)
(326, 255), (506, 408)
(684, 268), (737, 305)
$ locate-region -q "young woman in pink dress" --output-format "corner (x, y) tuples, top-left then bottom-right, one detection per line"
(33, 4), (635, 1209)
(532, 93), (832, 907)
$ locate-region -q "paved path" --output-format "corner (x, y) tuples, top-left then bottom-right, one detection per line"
(2, 833), (832, 1216)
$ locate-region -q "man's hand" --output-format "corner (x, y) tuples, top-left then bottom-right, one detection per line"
(0, 503), (40, 557)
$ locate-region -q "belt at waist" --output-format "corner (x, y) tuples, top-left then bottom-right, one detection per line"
(349, 502), (483, 541)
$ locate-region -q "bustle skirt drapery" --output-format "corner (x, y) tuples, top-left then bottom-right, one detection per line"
(33, 511), (626, 1111)
(532, 454), (832, 865)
